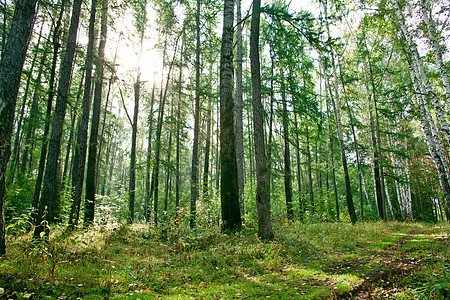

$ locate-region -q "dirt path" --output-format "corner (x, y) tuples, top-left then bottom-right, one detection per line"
(334, 230), (423, 299)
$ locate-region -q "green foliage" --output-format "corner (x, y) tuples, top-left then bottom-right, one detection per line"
(1, 221), (447, 299)
(4, 173), (35, 224)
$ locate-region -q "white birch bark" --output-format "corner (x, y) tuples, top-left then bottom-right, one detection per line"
(420, 0), (450, 109)
(395, 0), (450, 221)
(394, 0), (450, 147)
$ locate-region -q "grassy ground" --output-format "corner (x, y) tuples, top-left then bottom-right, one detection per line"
(0, 221), (448, 299)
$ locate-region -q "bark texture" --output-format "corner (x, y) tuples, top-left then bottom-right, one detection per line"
(33, 0), (83, 239)
(0, 0), (38, 255)
(219, 0), (242, 233)
(250, 0), (273, 239)
(85, 0), (108, 224)
(68, 0), (97, 227)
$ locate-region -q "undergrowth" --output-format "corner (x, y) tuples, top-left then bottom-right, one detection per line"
(0, 220), (448, 299)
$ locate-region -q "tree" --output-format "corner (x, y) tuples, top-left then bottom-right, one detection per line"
(393, 0), (450, 221)
(85, 0), (108, 225)
(219, 0), (241, 233)
(281, 71), (293, 220)
(321, 0), (357, 224)
(190, 0), (201, 228)
(31, 0), (67, 224)
(250, 0), (273, 239)
(0, 0), (38, 255)
(235, 0), (245, 218)
(68, 0), (98, 228)
(129, 0), (147, 224)
(33, 0), (84, 240)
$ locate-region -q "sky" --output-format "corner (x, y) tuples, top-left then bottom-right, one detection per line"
(111, 0), (321, 89)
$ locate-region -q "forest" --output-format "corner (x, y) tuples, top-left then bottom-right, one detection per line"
(0, 0), (449, 298)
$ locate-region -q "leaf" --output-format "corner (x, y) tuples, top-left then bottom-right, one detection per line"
(5, 224), (15, 232)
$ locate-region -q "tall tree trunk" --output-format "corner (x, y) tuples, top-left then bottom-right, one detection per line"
(420, 0), (450, 107)
(328, 70), (357, 224)
(395, 0), (450, 220)
(96, 37), (119, 193)
(250, 0), (273, 239)
(366, 56), (388, 220)
(305, 124), (314, 217)
(407, 53), (450, 222)
(235, 0), (245, 217)
(84, 0), (107, 225)
(129, 74), (140, 224)
(164, 101), (173, 212)
(175, 44), (183, 210)
(145, 84), (155, 221)
(322, 1), (357, 224)
(151, 36), (180, 225)
(203, 79), (212, 200)
(267, 54), (275, 195)
(0, 0), (38, 255)
(9, 20), (43, 183)
(129, 3), (146, 223)
(339, 63), (367, 219)
(247, 107), (254, 186)
(281, 71), (293, 220)
(20, 25), (48, 174)
(31, 0), (66, 223)
(190, 0), (201, 228)
(220, 0), (241, 233)
(394, 0), (450, 146)
(324, 87), (339, 221)
(62, 102), (80, 187)
(33, 0), (83, 240)
(294, 113), (305, 220)
(68, 0), (97, 228)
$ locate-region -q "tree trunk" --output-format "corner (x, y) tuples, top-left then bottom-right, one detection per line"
(294, 113), (305, 220)
(322, 1), (357, 224)
(394, 0), (450, 147)
(85, 0), (107, 225)
(151, 36), (180, 225)
(281, 71), (293, 220)
(250, 0), (273, 239)
(9, 20), (43, 183)
(164, 101), (173, 212)
(203, 79), (212, 200)
(406, 54), (450, 222)
(20, 26), (48, 174)
(395, 0), (450, 220)
(129, 74), (139, 224)
(324, 89), (339, 221)
(33, 0), (83, 240)
(175, 44), (183, 209)
(339, 62), (368, 219)
(128, 3), (146, 224)
(235, 0), (245, 217)
(31, 0), (66, 223)
(328, 71), (357, 224)
(219, 0), (241, 233)
(305, 124), (314, 218)
(420, 0), (450, 108)
(0, 0), (38, 255)
(62, 104), (79, 187)
(145, 84), (155, 221)
(68, 0), (97, 228)
(190, 0), (201, 228)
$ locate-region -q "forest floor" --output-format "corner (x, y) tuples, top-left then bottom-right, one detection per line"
(0, 221), (448, 299)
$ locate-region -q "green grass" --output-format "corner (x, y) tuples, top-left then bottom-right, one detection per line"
(0, 221), (448, 299)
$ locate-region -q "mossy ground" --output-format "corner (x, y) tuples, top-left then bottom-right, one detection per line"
(0, 221), (448, 299)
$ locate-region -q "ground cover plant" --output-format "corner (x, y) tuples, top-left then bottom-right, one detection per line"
(0, 220), (448, 299)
